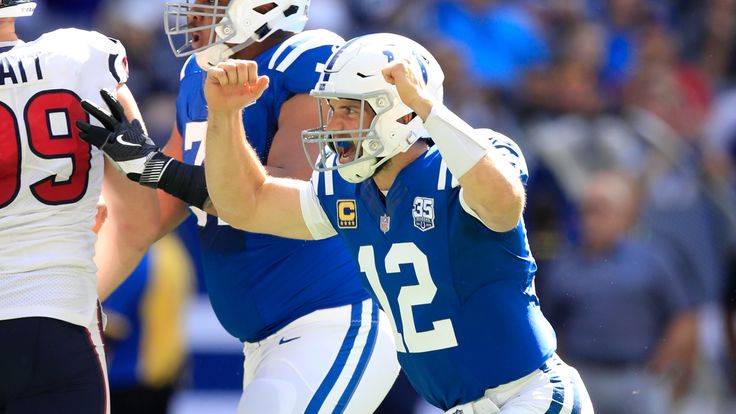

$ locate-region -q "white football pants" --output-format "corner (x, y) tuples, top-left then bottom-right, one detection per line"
(444, 354), (594, 414)
(237, 299), (399, 414)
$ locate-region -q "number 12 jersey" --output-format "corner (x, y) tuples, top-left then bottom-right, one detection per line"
(301, 133), (557, 410)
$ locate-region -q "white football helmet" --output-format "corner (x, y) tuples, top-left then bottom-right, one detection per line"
(302, 33), (444, 183)
(164, 0), (310, 68)
(0, 0), (36, 18)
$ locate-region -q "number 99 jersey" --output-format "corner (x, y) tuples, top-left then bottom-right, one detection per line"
(0, 28), (128, 327)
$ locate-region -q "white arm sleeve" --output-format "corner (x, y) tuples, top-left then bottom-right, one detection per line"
(298, 181), (338, 240)
(424, 104), (490, 178)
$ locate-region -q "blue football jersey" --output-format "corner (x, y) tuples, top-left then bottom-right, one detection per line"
(311, 138), (557, 409)
(175, 30), (368, 342)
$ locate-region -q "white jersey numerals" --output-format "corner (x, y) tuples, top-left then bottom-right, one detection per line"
(184, 121), (207, 166)
(183, 121), (227, 227)
(359, 243), (458, 353)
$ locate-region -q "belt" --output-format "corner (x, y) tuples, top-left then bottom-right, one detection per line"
(444, 396), (500, 414)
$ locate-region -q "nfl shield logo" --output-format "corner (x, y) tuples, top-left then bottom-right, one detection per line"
(380, 214), (391, 233)
(412, 197), (435, 231)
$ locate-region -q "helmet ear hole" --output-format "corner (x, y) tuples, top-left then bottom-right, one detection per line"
(396, 113), (415, 125)
(253, 3), (278, 14)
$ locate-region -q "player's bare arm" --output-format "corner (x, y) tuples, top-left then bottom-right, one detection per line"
(155, 125), (206, 236)
(94, 84), (161, 300)
(382, 61), (525, 232)
(204, 59), (315, 239)
(265, 93), (322, 179)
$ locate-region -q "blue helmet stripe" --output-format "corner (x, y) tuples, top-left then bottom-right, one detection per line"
(414, 53), (428, 84)
(324, 35), (364, 72)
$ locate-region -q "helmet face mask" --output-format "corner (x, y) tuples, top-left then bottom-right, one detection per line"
(0, 0), (36, 18)
(164, 0), (310, 68)
(302, 33), (445, 183)
(303, 93), (393, 183)
(164, 1), (232, 58)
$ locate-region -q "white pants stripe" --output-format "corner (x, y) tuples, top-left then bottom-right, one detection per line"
(85, 303), (110, 414)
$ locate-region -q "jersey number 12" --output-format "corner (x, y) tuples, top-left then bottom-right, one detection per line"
(359, 242), (458, 353)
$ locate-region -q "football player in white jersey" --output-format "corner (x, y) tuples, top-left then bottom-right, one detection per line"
(0, 1), (159, 413)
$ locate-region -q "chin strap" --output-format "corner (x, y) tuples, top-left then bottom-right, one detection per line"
(195, 40), (253, 69)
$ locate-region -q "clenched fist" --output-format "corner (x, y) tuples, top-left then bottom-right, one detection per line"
(381, 60), (435, 121)
(205, 59), (270, 113)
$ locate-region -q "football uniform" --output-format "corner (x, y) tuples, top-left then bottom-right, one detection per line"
(175, 29), (398, 412)
(0, 28), (128, 414)
(301, 131), (592, 412)
(0, 28), (127, 326)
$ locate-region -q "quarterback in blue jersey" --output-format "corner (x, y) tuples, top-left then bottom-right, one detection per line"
(201, 33), (595, 413)
(76, 1), (399, 413)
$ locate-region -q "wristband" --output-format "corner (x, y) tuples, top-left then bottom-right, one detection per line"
(140, 152), (210, 210)
(423, 104), (490, 178)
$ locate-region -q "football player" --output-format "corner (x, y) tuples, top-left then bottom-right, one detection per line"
(0, 1), (159, 413)
(198, 33), (594, 413)
(76, 1), (399, 413)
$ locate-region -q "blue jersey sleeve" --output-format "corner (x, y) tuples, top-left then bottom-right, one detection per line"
(175, 55), (206, 137)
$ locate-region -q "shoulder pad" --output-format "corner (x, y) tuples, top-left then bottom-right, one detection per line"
(42, 29), (129, 84)
(267, 29), (344, 73)
(44, 29), (124, 55)
(268, 30), (344, 94)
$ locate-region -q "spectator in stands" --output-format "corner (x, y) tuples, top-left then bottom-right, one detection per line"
(542, 171), (698, 414)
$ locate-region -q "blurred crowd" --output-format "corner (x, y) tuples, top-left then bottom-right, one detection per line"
(15, 0), (736, 413)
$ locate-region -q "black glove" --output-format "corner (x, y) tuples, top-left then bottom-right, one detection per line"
(76, 89), (162, 183)
(76, 89), (211, 208)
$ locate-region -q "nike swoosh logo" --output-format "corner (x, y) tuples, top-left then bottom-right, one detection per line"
(116, 134), (141, 147)
(278, 336), (300, 345)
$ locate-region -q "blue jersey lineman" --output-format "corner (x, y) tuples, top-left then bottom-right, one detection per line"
(156, 20), (400, 414)
(176, 29), (369, 344)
